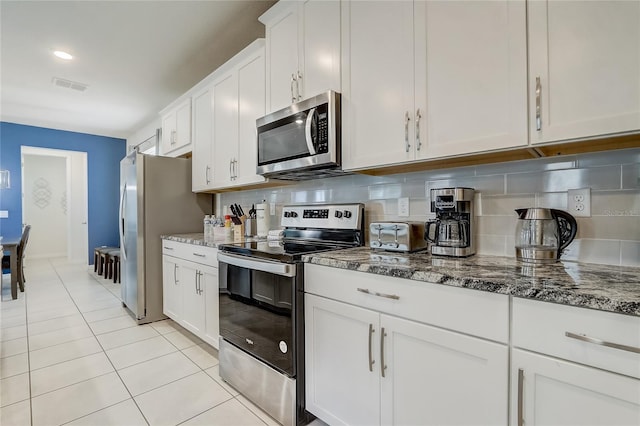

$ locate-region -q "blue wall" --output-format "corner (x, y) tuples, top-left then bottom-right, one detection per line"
(0, 122), (126, 264)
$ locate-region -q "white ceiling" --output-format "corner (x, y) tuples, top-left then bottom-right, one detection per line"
(0, 0), (276, 139)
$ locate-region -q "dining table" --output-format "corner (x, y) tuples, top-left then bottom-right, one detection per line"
(2, 237), (21, 300)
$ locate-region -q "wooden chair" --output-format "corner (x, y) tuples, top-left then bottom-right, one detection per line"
(2, 225), (32, 292)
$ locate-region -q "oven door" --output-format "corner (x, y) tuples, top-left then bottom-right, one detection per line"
(256, 91), (340, 177)
(218, 251), (301, 377)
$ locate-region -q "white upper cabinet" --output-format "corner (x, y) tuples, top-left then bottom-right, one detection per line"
(414, 0), (528, 159)
(529, 0), (640, 144)
(191, 85), (213, 192)
(261, 0), (341, 113)
(160, 98), (192, 157)
(341, 0), (415, 170)
(343, 0), (528, 170)
(212, 40), (266, 189)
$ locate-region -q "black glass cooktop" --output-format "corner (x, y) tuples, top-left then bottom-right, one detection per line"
(218, 239), (346, 263)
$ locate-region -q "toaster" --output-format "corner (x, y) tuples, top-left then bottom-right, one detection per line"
(369, 222), (428, 253)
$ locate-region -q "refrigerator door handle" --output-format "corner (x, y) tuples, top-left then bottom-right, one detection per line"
(119, 183), (127, 260)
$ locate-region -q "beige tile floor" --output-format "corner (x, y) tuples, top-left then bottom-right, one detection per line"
(0, 258), (290, 426)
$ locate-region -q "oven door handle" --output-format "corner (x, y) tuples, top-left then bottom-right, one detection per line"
(217, 252), (297, 278)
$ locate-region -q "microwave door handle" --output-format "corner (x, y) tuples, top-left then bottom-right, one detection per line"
(305, 107), (317, 156)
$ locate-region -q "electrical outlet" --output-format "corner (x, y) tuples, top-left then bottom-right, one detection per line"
(567, 188), (591, 217)
(398, 197), (409, 217)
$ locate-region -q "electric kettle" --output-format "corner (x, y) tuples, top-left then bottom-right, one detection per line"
(514, 208), (577, 264)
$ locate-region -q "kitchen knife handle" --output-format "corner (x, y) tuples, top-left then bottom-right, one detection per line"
(517, 369), (524, 426)
(368, 324), (375, 372)
(380, 327), (387, 378)
(535, 76), (542, 131)
(415, 108), (422, 151)
(404, 111), (411, 153)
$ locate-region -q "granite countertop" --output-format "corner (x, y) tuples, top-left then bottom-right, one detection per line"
(302, 247), (640, 317)
(161, 233), (260, 248)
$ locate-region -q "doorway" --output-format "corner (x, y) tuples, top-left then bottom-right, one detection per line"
(21, 147), (88, 264)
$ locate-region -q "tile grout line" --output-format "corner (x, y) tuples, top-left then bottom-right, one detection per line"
(48, 260), (152, 426)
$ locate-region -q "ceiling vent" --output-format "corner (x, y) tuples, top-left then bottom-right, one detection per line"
(52, 77), (88, 92)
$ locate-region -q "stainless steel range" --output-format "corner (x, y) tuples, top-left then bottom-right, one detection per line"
(217, 203), (365, 425)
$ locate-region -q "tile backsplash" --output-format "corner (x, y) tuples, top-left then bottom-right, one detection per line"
(218, 148), (640, 267)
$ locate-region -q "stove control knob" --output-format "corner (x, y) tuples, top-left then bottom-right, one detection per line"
(290, 211), (298, 218)
(284, 211), (291, 218)
(334, 210), (343, 218)
(343, 210), (352, 219)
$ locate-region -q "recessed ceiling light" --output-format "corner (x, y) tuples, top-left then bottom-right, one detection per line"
(53, 50), (73, 60)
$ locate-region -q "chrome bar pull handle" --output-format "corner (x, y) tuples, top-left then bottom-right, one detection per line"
(535, 76), (542, 131)
(357, 288), (400, 300)
(229, 159), (232, 180)
(173, 264), (178, 285)
(296, 71), (303, 101)
(193, 253), (206, 258)
(415, 108), (422, 151)
(404, 111), (411, 152)
(205, 165), (210, 184)
(368, 324), (375, 372)
(518, 369), (524, 426)
(291, 74), (296, 103)
(163, 246), (174, 250)
(380, 327), (387, 378)
(565, 332), (640, 354)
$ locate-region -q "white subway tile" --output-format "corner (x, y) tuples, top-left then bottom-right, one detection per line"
(481, 194), (536, 216)
(560, 239), (621, 265)
(577, 148), (640, 168)
(506, 166), (622, 194)
(620, 241), (640, 267)
(535, 192), (568, 210)
(591, 190), (640, 216)
(622, 164), (640, 189)
(476, 235), (508, 257)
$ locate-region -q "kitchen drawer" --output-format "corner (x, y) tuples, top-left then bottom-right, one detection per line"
(304, 264), (509, 343)
(162, 239), (218, 268)
(513, 298), (640, 379)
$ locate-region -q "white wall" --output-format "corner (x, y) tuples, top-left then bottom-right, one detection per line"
(22, 154), (67, 258)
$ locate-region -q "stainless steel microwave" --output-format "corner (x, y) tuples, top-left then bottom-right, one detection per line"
(256, 91), (345, 180)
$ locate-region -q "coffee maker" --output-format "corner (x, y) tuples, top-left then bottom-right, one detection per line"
(425, 187), (475, 257)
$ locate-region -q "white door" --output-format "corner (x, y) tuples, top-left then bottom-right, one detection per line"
(265, 2), (299, 112)
(342, 0), (415, 170)
(212, 72), (238, 187)
(235, 50), (266, 187)
(192, 86), (213, 191)
(67, 150), (88, 264)
(529, 0), (640, 144)
(414, 0), (528, 159)
(305, 294), (380, 426)
(202, 264), (219, 349)
(180, 262), (205, 336)
(512, 349), (640, 426)
(300, 0), (341, 100)
(380, 314), (509, 426)
(162, 255), (182, 320)
(21, 147), (88, 264)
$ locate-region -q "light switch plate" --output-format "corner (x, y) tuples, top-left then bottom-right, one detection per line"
(567, 188), (591, 217)
(0, 210), (7, 218)
(398, 197), (409, 217)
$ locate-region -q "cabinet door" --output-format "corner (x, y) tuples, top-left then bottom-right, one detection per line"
(201, 265), (219, 349)
(529, 1), (640, 144)
(300, 0), (341, 100)
(380, 314), (508, 426)
(305, 294), (380, 426)
(414, 0), (527, 159)
(162, 255), (182, 320)
(191, 86), (213, 192)
(342, 0), (415, 170)
(212, 72), (239, 187)
(235, 50), (266, 187)
(265, 2), (299, 113)
(512, 349), (640, 426)
(160, 112), (176, 156)
(180, 262), (205, 336)
(175, 99), (192, 149)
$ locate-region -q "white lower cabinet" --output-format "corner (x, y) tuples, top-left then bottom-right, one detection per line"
(161, 240), (219, 349)
(512, 350), (640, 426)
(304, 264), (509, 426)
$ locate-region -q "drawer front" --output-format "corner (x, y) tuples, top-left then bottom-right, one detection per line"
(304, 264), (509, 343)
(513, 297), (640, 379)
(162, 239), (218, 268)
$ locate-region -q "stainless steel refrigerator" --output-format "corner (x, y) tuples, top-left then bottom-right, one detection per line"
(119, 151), (209, 324)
